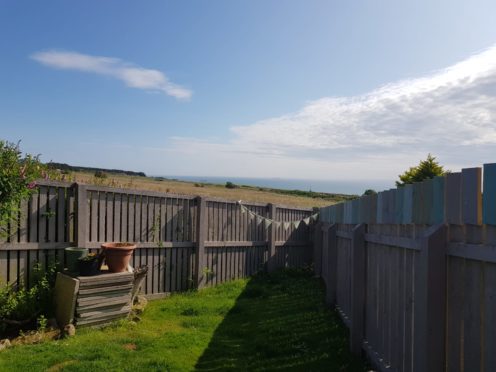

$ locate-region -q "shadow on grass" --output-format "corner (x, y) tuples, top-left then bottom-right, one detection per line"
(195, 269), (367, 371)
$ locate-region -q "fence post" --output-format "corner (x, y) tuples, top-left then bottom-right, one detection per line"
(313, 221), (323, 277)
(267, 203), (277, 273)
(413, 224), (447, 372)
(326, 223), (337, 306)
(195, 196), (207, 288)
(75, 183), (88, 248)
(350, 223), (366, 354)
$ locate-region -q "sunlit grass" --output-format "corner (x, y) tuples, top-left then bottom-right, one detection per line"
(0, 270), (367, 372)
(69, 171), (346, 208)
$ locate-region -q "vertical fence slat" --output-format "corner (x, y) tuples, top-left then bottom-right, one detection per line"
(350, 223), (366, 354)
(28, 190), (39, 243)
(483, 163), (496, 225)
(446, 172), (462, 225)
(326, 224), (337, 305)
(395, 188), (404, 224)
(412, 183), (422, 224)
(431, 176), (445, 225)
(38, 186), (48, 243)
(106, 192), (114, 242)
(462, 167), (482, 225)
(484, 263), (496, 371)
(56, 188), (66, 242)
(0, 251), (8, 285)
(98, 192), (106, 243)
(403, 184), (413, 224)
(128, 195), (135, 242)
(195, 197), (206, 288)
(141, 196), (148, 243)
(114, 194), (121, 242)
(48, 187), (57, 243)
(159, 198), (166, 242)
(446, 256), (464, 372)
(76, 185), (88, 248)
(19, 199), (28, 243)
(413, 224), (447, 372)
(463, 259), (482, 371)
(267, 204), (276, 273)
(377, 192), (384, 224)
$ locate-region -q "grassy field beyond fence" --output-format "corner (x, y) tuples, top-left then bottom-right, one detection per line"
(0, 270), (367, 372)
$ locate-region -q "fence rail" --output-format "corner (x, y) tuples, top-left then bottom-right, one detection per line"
(317, 162), (496, 372)
(0, 181), (313, 297)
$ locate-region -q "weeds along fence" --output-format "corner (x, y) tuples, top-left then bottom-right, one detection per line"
(316, 164), (496, 372)
(0, 181), (313, 297)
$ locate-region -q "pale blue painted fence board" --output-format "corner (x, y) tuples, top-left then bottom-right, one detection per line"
(403, 184), (413, 224)
(431, 176), (445, 224)
(412, 182), (422, 224)
(377, 192), (384, 223)
(368, 193), (377, 224)
(395, 187), (404, 224)
(351, 199), (360, 224)
(421, 179), (433, 224)
(336, 203), (344, 223)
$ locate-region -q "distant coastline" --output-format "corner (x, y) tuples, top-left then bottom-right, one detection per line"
(161, 175), (391, 195)
(47, 162), (392, 195)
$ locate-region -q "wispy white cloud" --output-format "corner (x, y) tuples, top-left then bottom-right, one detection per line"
(162, 45), (496, 183)
(31, 50), (192, 100)
(230, 45), (496, 152)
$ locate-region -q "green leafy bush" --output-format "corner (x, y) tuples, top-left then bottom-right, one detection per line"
(225, 181), (237, 189)
(0, 140), (46, 238)
(94, 170), (108, 178)
(362, 189), (377, 196)
(0, 263), (58, 335)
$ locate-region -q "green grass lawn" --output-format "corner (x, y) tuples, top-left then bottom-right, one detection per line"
(0, 270), (367, 371)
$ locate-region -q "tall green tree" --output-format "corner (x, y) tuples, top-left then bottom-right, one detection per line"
(396, 154), (448, 187)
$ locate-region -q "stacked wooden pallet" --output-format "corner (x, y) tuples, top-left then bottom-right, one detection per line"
(74, 271), (134, 327)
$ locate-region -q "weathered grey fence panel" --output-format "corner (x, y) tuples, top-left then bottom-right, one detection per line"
(319, 161), (496, 372)
(1, 182), (312, 297)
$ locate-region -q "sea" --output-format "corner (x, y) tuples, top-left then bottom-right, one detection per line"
(161, 176), (392, 196)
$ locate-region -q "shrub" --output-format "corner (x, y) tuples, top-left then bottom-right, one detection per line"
(0, 140), (47, 238)
(396, 154), (448, 186)
(94, 170), (107, 178)
(362, 189), (377, 196)
(0, 262), (58, 336)
(225, 181), (237, 189)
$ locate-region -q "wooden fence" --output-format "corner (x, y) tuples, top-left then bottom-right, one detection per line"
(0, 181), (313, 297)
(317, 163), (496, 372)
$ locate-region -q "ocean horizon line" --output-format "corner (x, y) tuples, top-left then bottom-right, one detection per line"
(155, 175), (393, 195)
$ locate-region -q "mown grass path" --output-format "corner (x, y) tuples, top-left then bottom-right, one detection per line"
(0, 270), (367, 371)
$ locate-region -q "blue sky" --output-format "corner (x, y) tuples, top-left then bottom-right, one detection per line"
(2, 0), (496, 188)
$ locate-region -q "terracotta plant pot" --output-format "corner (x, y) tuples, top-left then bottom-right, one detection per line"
(101, 242), (137, 273)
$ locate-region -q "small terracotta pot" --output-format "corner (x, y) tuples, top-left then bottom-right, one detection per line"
(101, 242), (137, 273)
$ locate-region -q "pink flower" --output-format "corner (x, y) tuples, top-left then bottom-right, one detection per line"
(27, 181), (36, 189)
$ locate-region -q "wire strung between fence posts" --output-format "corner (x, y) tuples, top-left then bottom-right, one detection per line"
(236, 201), (319, 231)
